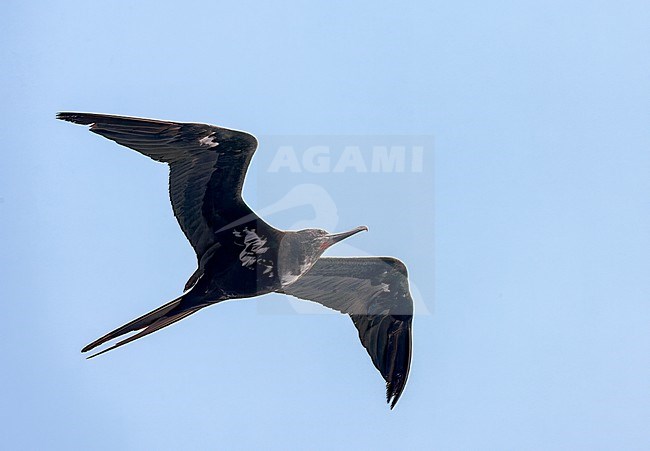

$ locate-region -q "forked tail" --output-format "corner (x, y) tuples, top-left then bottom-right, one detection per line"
(82, 297), (205, 359)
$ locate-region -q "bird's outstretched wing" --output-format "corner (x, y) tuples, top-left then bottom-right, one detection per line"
(57, 112), (261, 263)
(280, 257), (413, 408)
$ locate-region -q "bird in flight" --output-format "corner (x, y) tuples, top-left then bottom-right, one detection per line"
(58, 112), (414, 408)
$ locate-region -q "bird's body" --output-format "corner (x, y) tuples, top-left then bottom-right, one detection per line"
(193, 221), (282, 299)
(58, 112), (414, 408)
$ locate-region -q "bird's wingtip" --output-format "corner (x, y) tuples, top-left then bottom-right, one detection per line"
(386, 380), (405, 409)
(56, 112), (94, 125)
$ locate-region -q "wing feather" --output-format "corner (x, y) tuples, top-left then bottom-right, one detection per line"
(57, 112), (260, 261)
(281, 257), (413, 408)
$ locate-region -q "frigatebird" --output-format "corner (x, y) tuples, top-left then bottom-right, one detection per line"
(57, 112), (414, 408)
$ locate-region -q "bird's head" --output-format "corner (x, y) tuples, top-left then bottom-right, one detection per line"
(278, 226), (368, 286)
(311, 225), (369, 253)
(296, 225), (369, 266)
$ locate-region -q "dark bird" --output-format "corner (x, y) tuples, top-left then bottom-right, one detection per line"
(57, 112), (414, 408)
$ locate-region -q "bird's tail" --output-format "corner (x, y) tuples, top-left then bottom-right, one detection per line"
(82, 297), (205, 359)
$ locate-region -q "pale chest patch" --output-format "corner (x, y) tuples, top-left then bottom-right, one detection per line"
(280, 261), (315, 287)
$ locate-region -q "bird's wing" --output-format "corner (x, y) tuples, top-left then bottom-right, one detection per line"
(280, 257), (413, 408)
(57, 112), (261, 260)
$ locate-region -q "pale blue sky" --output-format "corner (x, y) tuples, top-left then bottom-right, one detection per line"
(2, 1), (650, 450)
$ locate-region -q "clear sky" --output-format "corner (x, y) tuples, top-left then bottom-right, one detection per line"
(1, 1), (649, 449)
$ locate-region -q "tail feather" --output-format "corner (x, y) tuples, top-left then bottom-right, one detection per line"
(81, 297), (202, 355)
(86, 306), (204, 359)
